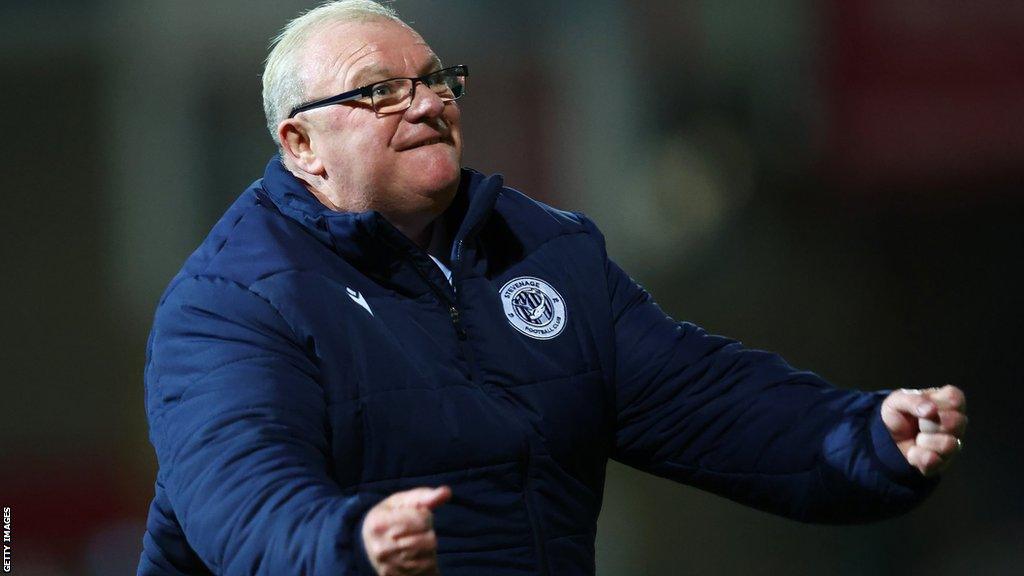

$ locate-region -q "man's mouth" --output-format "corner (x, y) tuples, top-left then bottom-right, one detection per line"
(404, 136), (447, 150)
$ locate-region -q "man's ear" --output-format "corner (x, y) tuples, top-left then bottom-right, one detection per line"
(278, 118), (324, 176)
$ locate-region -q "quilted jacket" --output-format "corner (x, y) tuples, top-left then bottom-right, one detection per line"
(138, 157), (936, 575)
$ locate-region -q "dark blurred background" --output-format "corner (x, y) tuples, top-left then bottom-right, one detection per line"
(2, 0), (1021, 574)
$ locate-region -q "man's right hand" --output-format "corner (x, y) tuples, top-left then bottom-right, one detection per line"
(361, 486), (451, 576)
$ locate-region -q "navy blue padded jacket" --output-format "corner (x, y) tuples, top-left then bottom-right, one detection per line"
(138, 157), (936, 575)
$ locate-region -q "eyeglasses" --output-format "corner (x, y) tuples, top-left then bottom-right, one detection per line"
(288, 64), (468, 118)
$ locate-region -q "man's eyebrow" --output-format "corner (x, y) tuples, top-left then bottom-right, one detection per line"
(349, 56), (444, 88)
(419, 55), (443, 75)
(349, 64), (389, 89)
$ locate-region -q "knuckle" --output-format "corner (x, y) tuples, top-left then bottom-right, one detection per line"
(405, 509), (427, 528)
(943, 411), (966, 430)
(368, 541), (385, 561)
(389, 511), (414, 530)
(941, 436), (958, 452)
(920, 450), (937, 467)
(370, 519), (388, 535)
(406, 534), (428, 547)
(374, 540), (395, 559)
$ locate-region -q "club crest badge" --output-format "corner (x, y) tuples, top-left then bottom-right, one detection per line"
(499, 276), (567, 340)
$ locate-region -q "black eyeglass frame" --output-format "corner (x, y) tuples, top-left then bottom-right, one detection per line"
(287, 64), (469, 118)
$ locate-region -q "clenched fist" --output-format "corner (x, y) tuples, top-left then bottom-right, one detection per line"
(362, 486), (451, 576)
(881, 385), (968, 477)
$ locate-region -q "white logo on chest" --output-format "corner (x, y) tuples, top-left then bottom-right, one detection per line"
(499, 276), (567, 340)
(346, 287), (373, 316)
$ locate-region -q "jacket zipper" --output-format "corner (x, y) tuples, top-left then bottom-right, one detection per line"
(452, 238), (545, 573)
(414, 239), (546, 573)
(404, 240), (481, 383)
(450, 240), (484, 384)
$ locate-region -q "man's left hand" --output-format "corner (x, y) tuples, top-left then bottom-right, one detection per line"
(881, 385), (967, 477)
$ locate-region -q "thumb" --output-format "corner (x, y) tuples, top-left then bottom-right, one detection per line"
(386, 486), (452, 511)
(881, 389), (937, 437)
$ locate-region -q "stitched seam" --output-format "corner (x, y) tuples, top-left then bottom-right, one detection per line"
(493, 368), (602, 390)
(349, 458), (522, 490)
(545, 532), (592, 542)
(158, 274), (319, 487)
(655, 458), (819, 479)
(438, 544), (533, 556)
(197, 209), (253, 279)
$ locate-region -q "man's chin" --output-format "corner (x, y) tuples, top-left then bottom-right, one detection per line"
(420, 173), (460, 210)
(408, 156), (461, 198)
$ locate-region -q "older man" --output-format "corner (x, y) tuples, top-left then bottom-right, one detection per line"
(138, 1), (967, 575)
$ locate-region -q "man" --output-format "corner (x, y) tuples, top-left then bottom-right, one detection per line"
(137, 1), (968, 575)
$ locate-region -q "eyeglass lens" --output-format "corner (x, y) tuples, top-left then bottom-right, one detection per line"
(371, 69), (466, 114)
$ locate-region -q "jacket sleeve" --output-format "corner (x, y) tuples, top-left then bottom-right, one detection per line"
(144, 275), (379, 575)
(578, 218), (938, 523)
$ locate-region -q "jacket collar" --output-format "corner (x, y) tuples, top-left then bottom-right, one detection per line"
(257, 155), (503, 268)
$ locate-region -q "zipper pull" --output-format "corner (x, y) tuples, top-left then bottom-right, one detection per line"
(449, 306), (468, 340)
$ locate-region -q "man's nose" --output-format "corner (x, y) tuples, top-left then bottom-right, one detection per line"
(403, 82), (446, 121)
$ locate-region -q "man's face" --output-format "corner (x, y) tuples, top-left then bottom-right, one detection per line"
(294, 19), (463, 222)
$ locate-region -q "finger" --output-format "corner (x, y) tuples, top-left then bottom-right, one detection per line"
(370, 536), (402, 564)
(421, 486), (452, 511)
(386, 486), (452, 511)
(918, 409), (968, 435)
(365, 508), (431, 542)
(370, 534), (431, 563)
(915, 432), (961, 456)
(938, 409), (968, 437)
(381, 487), (435, 508)
(365, 528), (407, 568)
(381, 508), (434, 539)
(395, 529), (438, 557)
(382, 543), (438, 576)
(396, 555), (439, 576)
(927, 384), (966, 412)
(905, 444), (943, 477)
(364, 511), (393, 538)
(882, 390), (937, 434)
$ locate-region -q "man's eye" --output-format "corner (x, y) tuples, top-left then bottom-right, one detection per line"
(372, 84), (393, 98)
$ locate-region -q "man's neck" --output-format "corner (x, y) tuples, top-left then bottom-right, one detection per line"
(425, 210), (451, 262)
(390, 212), (450, 256)
(401, 218), (434, 251)
(383, 211), (443, 251)
(294, 169), (452, 252)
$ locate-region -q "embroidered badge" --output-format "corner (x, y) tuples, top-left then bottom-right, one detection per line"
(499, 276), (567, 340)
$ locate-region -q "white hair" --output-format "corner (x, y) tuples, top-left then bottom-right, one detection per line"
(262, 0), (402, 146)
